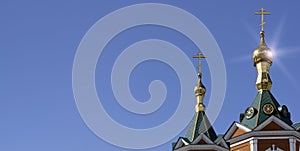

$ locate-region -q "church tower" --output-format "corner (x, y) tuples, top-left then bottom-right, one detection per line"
(224, 8), (300, 151)
(172, 52), (229, 151)
(172, 8), (300, 151)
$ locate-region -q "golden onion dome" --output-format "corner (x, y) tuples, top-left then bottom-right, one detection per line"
(252, 31), (273, 66)
(194, 73), (206, 112)
(194, 73), (206, 97)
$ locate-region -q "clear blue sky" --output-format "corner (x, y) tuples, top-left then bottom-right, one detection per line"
(1, 1), (300, 151)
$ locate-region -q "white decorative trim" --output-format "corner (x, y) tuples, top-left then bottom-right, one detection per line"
(217, 138), (230, 149)
(231, 136), (298, 150)
(250, 138), (258, 151)
(174, 144), (229, 151)
(255, 136), (294, 140)
(230, 137), (253, 147)
(265, 144), (284, 151)
(230, 136), (296, 147)
(174, 138), (189, 149)
(224, 122), (251, 140)
(290, 137), (296, 151)
(228, 130), (300, 144)
(254, 116), (294, 131)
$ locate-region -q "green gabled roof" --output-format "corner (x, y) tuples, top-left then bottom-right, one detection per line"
(172, 137), (190, 150)
(241, 90), (293, 129)
(292, 122), (300, 130)
(214, 134), (224, 144)
(185, 111), (218, 142)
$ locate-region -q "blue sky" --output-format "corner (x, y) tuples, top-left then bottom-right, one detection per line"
(1, 1), (300, 151)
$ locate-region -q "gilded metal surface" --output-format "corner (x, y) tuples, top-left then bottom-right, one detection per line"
(245, 107), (255, 119)
(194, 74), (206, 112)
(252, 32), (273, 66)
(253, 32), (273, 90)
(193, 51), (206, 73)
(252, 9), (273, 91)
(263, 103), (275, 115)
(255, 8), (270, 31)
(193, 51), (207, 112)
(255, 90), (263, 126)
(255, 62), (273, 90)
(191, 111), (199, 141)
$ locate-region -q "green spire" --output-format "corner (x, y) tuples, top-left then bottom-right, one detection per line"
(185, 111), (218, 142)
(241, 90), (292, 129)
(184, 51), (217, 142)
(242, 10), (293, 129)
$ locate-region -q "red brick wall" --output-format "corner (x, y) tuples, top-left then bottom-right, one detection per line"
(258, 139), (289, 150)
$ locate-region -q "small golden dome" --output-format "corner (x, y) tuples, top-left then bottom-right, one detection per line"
(252, 31), (273, 66)
(194, 73), (206, 112)
(194, 73), (206, 96)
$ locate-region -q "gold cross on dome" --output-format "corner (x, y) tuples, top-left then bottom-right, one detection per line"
(255, 8), (270, 31)
(192, 51), (206, 73)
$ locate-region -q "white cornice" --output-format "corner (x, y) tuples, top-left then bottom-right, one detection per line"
(217, 138), (230, 149)
(174, 138), (189, 150)
(230, 137), (253, 147)
(174, 144), (229, 151)
(231, 136), (299, 148)
(227, 130), (300, 144)
(254, 116), (294, 131)
(224, 122), (251, 140)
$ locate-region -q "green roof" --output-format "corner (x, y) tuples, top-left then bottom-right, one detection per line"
(214, 134), (224, 144)
(292, 122), (300, 130)
(241, 90), (293, 129)
(172, 137), (190, 150)
(185, 111), (218, 142)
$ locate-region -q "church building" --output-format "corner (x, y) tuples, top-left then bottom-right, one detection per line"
(172, 8), (300, 151)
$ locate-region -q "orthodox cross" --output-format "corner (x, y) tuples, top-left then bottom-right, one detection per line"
(255, 8), (270, 31)
(192, 51), (206, 73)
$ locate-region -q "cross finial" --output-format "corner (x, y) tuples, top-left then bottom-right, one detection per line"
(255, 8), (270, 31)
(192, 51), (206, 74)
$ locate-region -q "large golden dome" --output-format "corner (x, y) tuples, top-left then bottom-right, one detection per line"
(252, 31), (273, 66)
